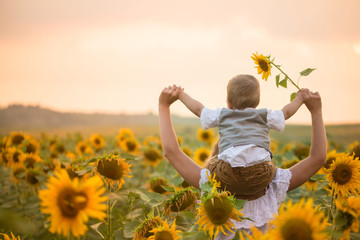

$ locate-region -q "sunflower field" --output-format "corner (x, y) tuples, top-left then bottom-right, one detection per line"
(0, 127), (360, 240)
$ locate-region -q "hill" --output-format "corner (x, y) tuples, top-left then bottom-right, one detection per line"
(0, 105), (359, 148)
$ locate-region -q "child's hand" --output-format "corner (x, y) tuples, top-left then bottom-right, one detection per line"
(302, 89), (322, 113)
(159, 85), (184, 107)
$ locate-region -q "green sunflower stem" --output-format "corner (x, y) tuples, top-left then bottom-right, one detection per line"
(106, 184), (113, 240)
(330, 189), (336, 240)
(270, 62), (301, 91)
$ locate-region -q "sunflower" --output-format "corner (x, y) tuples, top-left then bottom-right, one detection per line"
(279, 142), (295, 155)
(0, 149), (10, 166)
(12, 167), (26, 184)
(268, 198), (328, 240)
(148, 219), (181, 240)
(0, 136), (7, 150)
(90, 134), (105, 151)
(325, 152), (360, 197)
(281, 158), (300, 169)
(148, 177), (169, 194)
(251, 52), (272, 81)
(318, 150), (337, 174)
(75, 141), (93, 156)
(119, 137), (140, 154)
(95, 154), (132, 189)
(181, 146), (193, 157)
(25, 169), (40, 186)
(20, 153), (42, 169)
(20, 138), (40, 154)
(348, 141), (360, 161)
(196, 191), (243, 239)
(0, 232), (21, 240)
(164, 187), (197, 216)
(7, 147), (25, 169)
(116, 128), (134, 145)
(6, 131), (28, 147)
(335, 196), (360, 240)
(134, 216), (164, 240)
(293, 143), (310, 160)
(270, 138), (278, 155)
(143, 135), (162, 149)
(143, 147), (163, 166)
(197, 128), (215, 145)
(49, 141), (66, 155)
(239, 226), (268, 240)
(194, 147), (211, 166)
(38, 169), (107, 237)
(302, 179), (318, 191)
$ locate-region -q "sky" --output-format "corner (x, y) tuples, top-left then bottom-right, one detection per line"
(1, 0), (360, 124)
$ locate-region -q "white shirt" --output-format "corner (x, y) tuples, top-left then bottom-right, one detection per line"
(200, 107), (285, 167)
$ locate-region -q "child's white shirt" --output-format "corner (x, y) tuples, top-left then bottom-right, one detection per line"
(200, 107), (285, 167)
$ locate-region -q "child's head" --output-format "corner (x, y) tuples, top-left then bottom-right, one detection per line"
(227, 74), (260, 109)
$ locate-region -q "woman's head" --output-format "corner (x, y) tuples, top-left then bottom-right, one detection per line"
(226, 74), (260, 110)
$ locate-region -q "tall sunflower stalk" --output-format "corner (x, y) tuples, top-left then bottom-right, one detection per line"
(251, 52), (316, 101)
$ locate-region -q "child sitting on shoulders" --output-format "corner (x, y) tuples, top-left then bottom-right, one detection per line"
(178, 74), (305, 200)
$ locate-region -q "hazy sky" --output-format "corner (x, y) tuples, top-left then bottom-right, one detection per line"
(1, 0), (360, 124)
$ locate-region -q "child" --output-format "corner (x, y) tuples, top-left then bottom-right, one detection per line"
(158, 83), (326, 236)
(178, 74), (305, 200)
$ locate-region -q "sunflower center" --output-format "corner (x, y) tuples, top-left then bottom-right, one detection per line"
(80, 145), (86, 153)
(258, 59), (269, 71)
(97, 158), (124, 180)
(95, 138), (101, 145)
(145, 150), (160, 162)
(333, 164), (352, 185)
(12, 135), (25, 145)
(57, 187), (88, 218)
(199, 153), (209, 162)
(204, 196), (233, 225)
(280, 218), (312, 240)
(126, 141), (136, 151)
(202, 132), (209, 139)
(1, 152), (9, 163)
(57, 144), (65, 154)
(26, 143), (37, 154)
(25, 172), (39, 185)
(13, 152), (20, 163)
(154, 231), (174, 240)
(324, 157), (335, 169)
(24, 157), (36, 168)
(351, 145), (360, 160)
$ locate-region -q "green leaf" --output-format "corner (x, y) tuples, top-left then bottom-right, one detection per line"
(310, 174), (326, 181)
(182, 231), (208, 240)
(169, 175), (184, 187)
(275, 74), (280, 88)
(200, 182), (212, 194)
(290, 92), (297, 102)
(233, 199), (247, 210)
(279, 78), (287, 88)
(300, 68), (316, 76)
(161, 185), (175, 192)
(123, 219), (140, 238)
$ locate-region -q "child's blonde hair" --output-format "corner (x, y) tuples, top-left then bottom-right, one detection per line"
(227, 74), (260, 109)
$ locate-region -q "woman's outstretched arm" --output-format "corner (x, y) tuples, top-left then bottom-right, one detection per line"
(288, 90), (327, 191)
(158, 85), (202, 189)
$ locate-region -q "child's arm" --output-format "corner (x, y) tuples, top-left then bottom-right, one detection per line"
(159, 85), (202, 188)
(282, 90), (305, 120)
(178, 91), (204, 118)
(288, 89), (327, 191)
